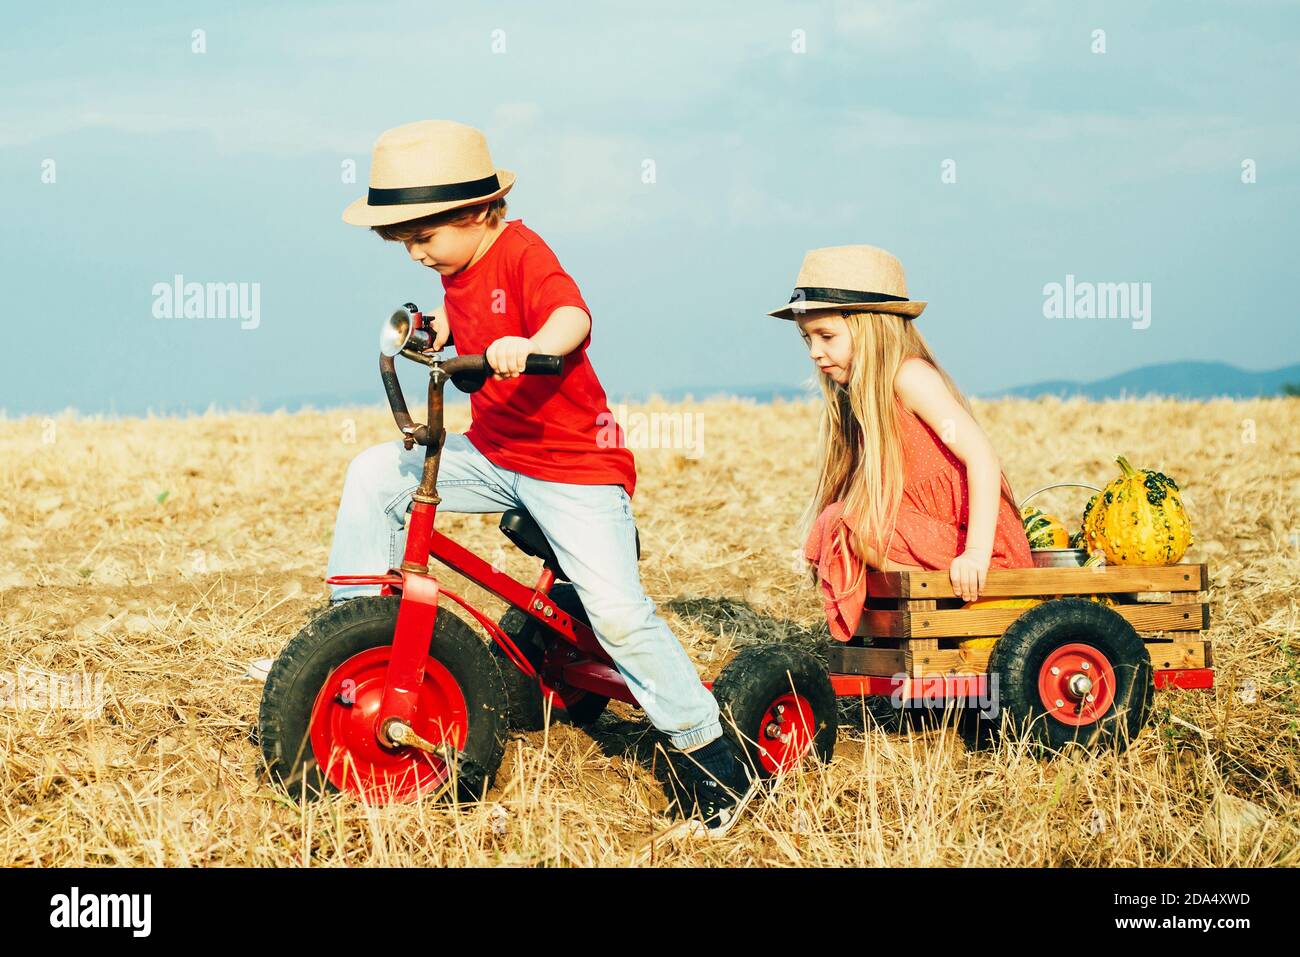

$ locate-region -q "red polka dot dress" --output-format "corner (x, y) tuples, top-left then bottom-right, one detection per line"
(885, 395), (1033, 570)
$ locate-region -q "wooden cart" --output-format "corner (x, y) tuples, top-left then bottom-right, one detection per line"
(823, 561), (1213, 750)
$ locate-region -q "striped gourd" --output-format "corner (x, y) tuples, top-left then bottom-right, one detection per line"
(1020, 506), (1070, 549)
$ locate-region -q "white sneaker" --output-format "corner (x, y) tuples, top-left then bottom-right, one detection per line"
(245, 657), (276, 682)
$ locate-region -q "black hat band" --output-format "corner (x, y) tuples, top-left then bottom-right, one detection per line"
(369, 173), (502, 207)
(788, 286), (909, 307)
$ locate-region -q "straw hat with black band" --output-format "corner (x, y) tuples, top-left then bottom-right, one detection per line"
(767, 245), (926, 320)
(342, 120), (516, 227)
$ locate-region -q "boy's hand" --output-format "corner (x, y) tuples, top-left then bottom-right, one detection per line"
(485, 336), (534, 379)
(426, 306), (452, 351)
(418, 306), (451, 353)
(950, 549), (990, 602)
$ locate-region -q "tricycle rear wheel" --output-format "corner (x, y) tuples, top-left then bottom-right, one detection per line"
(712, 644), (837, 778)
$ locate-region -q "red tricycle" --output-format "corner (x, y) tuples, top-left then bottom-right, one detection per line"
(257, 304), (837, 805)
(258, 304), (1215, 805)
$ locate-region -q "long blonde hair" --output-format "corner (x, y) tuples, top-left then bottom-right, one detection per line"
(801, 310), (1019, 585)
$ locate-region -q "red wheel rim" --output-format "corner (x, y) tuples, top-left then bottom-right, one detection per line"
(755, 692), (816, 774)
(1037, 642), (1116, 727)
(308, 646), (468, 804)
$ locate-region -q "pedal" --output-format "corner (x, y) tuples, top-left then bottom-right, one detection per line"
(385, 720), (448, 756)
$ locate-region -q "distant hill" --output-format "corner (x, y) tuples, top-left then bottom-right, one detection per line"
(629, 362), (1300, 404)
(9, 361), (1296, 419)
(989, 361), (1300, 400)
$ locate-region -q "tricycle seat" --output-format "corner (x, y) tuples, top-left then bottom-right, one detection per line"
(498, 508), (640, 579)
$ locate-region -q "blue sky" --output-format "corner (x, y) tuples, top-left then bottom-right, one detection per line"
(2, 0), (1297, 415)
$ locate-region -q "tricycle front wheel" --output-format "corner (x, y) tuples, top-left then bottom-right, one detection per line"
(258, 596), (507, 804)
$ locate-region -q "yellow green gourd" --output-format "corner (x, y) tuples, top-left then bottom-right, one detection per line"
(1081, 455), (1193, 566)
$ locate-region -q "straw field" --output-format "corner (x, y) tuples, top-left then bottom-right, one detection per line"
(0, 396), (1296, 866)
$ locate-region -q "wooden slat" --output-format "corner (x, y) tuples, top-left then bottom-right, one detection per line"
(867, 602), (1209, 639)
(827, 645), (907, 676)
(1145, 639), (1210, 672)
(904, 599), (940, 655)
(911, 646), (992, 676)
(906, 639), (1210, 677)
(865, 563), (1206, 599)
(830, 638), (1211, 678)
(1172, 590), (1210, 630)
(857, 610), (908, 638)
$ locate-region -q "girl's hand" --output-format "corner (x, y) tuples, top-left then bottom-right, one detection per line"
(949, 550), (989, 602)
(485, 336), (534, 379)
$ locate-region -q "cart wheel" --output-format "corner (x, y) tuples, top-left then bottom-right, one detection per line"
(712, 644), (837, 778)
(493, 583), (609, 731)
(986, 598), (1154, 755)
(259, 596), (507, 804)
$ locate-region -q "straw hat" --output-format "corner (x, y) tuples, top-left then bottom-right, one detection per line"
(342, 120), (516, 227)
(768, 245), (926, 320)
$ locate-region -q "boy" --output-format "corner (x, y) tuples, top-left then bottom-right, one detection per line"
(331, 120), (755, 835)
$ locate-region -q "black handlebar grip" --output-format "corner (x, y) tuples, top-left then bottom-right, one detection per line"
(524, 355), (563, 375)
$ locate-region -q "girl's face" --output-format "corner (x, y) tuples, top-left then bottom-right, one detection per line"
(797, 313), (853, 385)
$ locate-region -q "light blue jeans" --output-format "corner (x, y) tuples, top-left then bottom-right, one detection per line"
(326, 433), (723, 751)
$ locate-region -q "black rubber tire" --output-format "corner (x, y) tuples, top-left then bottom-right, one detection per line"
(259, 595), (507, 803)
(492, 583), (609, 731)
(712, 643), (837, 779)
(985, 598), (1154, 755)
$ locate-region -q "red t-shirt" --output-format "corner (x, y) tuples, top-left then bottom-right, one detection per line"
(441, 220), (637, 497)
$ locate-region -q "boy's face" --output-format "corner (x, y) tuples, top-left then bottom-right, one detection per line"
(797, 312), (853, 385)
(402, 208), (489, 276)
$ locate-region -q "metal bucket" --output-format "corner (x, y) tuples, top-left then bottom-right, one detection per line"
(1020, 483), (1102, 564)
(1031, 548), (1089, 568)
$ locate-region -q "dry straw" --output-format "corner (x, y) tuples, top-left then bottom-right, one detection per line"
(0, 397), (1295, 865)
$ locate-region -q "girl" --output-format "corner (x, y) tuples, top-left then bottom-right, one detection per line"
(768, 245), (1033, 642)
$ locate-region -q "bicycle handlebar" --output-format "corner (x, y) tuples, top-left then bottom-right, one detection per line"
(379, 351), (564, 447)
(439, 354), (564, 377)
